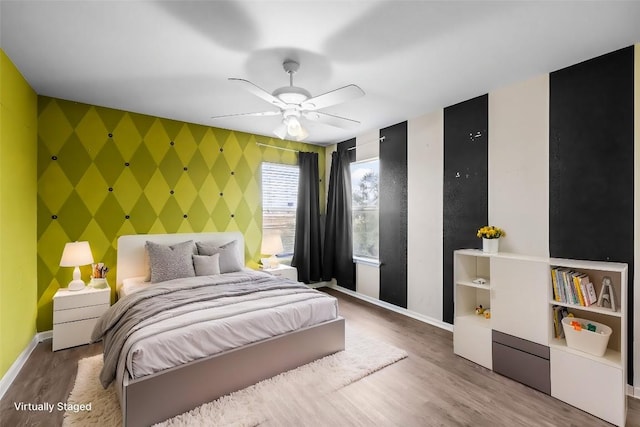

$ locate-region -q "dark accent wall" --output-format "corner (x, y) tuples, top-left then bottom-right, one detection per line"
(443, 95), (488, 324)
(379, 122), (408, 308)
(549, 46), (634, 384)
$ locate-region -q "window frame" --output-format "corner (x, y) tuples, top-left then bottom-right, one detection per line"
(261, 161), (299, 256)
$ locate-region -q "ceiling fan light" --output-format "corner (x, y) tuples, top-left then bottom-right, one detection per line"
(286, 116), (302, 136)
(295, 127), (309, 141)
(273, 122), (287, 139)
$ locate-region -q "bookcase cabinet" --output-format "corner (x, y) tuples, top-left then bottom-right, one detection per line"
(453, 250), (628, 426)
(548, 258), (627, 426)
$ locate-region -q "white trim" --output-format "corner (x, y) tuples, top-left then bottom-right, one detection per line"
(307, 280), (333, 289)
(627, 384), (640, 399)
(328, 283), (453, 332)
(0, 330), (52, 400)
(634, 385), (640, 399)
(353, 256), (381, 267)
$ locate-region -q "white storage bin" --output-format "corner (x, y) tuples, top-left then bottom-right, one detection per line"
(561, 317), (612, 357)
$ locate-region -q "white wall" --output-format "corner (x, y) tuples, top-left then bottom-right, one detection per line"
(354, 131), (381, 299)
(488, 74), (549, 257)
(407, 111), (444, 319)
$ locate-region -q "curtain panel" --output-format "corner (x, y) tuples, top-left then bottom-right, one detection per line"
(323, 149), (355, 289)
(292, 152), (323, 283)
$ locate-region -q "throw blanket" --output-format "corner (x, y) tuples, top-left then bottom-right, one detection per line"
(92, 271), (322, 388)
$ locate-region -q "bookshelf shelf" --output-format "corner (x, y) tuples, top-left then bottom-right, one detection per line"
(455, 313), (491, 329)
(456, 280), (490, 290)
(548, 300), (623, 318)
(549, 338), (622, 368)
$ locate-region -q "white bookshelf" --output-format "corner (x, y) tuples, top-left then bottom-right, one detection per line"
(453, 250), (628, 426)
(548, 258), (627, 426)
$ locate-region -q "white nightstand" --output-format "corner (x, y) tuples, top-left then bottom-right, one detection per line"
(52, 286), (111, 351)
(262, 264), (298, 282)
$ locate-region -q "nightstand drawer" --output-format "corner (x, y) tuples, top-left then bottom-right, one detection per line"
(53, 318), (100, 351)
(54, 288), (110, 310)
(53, 303), (110, 324)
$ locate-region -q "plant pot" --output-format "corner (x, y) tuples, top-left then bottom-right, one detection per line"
(482, 238), (499, 253)
(89, 277), (109, 289)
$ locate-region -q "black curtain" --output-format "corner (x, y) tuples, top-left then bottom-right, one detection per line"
(292, 152), (323, 283)
(322, 149), (355, 289)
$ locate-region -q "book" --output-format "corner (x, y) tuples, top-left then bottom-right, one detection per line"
(575, 273), (592, 306)
(585, 282), (597, 306)
(572, 273), (587, 306)
(560, 269), (576, 304)
(552, 305), (570, 338)
(552, 305), (562, 338)
(554, 268), (568, 303)
(550, 268), (561, 302)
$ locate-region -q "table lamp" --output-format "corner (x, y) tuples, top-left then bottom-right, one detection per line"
(261, 233), (284, 269)
(60, 241), (94, 291)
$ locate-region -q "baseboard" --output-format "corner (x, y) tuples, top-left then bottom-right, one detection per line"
(632, 385), (640, 399)
(0, 330), (52, 400)
(308, 280), (334, 289)
(328, 284), (454, 333)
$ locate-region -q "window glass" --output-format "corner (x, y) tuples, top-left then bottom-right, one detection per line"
(351, 159), (379, 259)
(261, 162), (299, 255)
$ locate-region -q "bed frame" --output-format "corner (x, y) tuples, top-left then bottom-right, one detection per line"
(115, 232), (345, 427)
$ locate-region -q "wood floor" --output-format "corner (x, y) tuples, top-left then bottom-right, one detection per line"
(1, 287), (638, 426)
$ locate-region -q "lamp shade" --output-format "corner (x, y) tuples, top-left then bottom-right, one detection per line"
(60, 241), (94, 267)
(261, 233), (284, 256)
(60, 241), (94, 291)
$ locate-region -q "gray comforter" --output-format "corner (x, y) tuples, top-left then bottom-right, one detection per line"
(91, 271), (318, 388)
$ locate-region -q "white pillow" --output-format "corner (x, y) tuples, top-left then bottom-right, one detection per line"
(145, 240), (196, 283)
(192, 253), (221, 276)
(196, 240), (243, 273)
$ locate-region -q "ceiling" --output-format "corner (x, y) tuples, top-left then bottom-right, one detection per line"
(2, 1), (639, 146)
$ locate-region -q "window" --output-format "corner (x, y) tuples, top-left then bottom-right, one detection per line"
(351, 159), (379, 260)
(262, 162), (299, 255)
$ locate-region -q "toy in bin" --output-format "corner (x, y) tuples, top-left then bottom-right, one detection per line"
(561, 317), (612, 357)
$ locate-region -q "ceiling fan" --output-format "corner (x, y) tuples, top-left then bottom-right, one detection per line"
(212, 60), (365, 141)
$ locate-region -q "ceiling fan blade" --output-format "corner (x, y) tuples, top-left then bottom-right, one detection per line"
(229, 78), (287, 109)
(211, 111), (281, 119)
(303, 111), (361, 129)
(301, 84), (365, 111)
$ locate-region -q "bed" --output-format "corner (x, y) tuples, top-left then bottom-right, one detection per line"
(94, 232), (345, 427)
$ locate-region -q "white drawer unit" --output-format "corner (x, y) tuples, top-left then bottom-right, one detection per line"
(263, 264), (298, 282)
(53, 286), (110, 351)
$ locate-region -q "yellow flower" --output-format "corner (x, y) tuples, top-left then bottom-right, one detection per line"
(477, 225), (505, 239)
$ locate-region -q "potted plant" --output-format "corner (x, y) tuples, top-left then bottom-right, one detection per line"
(476, 225), (506, 253)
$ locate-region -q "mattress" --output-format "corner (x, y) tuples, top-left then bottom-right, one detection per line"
(95, 270), (338, 395)
(126, 286), (337, 379)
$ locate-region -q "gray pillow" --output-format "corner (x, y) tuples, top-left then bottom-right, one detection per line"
(145, 240), (196, 283)
(196, 240), (243, 273)
(192, 253), (221, 276)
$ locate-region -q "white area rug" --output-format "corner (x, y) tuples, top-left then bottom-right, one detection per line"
(63, 327), (407, 427)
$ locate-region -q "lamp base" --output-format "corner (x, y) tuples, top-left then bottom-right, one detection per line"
(67, 279), (86, 291)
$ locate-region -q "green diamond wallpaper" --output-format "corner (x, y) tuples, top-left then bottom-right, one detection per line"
(37, 96), (325, 331)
